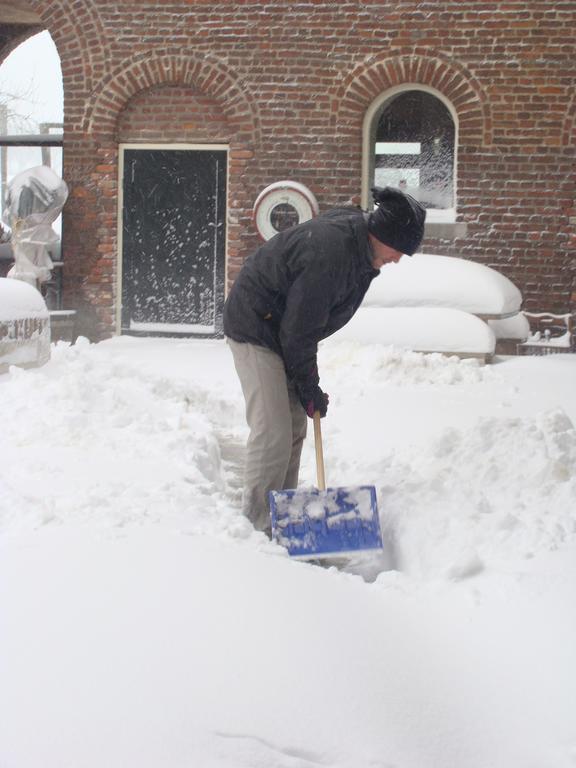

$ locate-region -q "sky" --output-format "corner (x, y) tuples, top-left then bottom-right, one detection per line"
(0, 30), (63, 133)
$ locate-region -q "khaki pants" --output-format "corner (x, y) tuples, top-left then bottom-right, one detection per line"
(227, 338), (308, 532)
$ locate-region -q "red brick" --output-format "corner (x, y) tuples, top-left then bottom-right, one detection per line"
(0, 1), (572, 338)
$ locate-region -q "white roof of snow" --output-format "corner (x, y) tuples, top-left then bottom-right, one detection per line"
(326, 306), (496, 355)
(363, 254), (522, 317)
(0, 277), (48, 321)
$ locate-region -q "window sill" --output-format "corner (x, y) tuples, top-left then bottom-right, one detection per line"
(424, 222), (468, 240)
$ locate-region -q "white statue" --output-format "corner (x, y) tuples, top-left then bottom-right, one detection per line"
(3, 165), (68, 287)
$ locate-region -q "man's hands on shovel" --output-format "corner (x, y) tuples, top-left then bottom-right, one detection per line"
(305, 386), (329, 418)
(295, 364), (329, 418)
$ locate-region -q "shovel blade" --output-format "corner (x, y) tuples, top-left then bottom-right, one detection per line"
(269, 485), (382, 559)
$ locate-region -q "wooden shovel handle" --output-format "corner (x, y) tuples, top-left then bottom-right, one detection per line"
(313, 411), (326, 491)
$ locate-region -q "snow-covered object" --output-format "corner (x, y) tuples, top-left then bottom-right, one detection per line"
(522, 331), (572, 349)
(487, 312), (530, 340)
(327, 306), (496, 356)
(363, 253), (523, 317)
(3, 165), (68, 285)
(0, 277), (50, 371)
(0, 277), (49, 321)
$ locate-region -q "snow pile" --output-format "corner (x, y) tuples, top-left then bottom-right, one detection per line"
(315, 340), (576, 578)
(0, 338), (245, 538)
(0, 277), (48, 321)
(335, 253), (527, 354)
(328, 306), (496, 355)
(320, 338), (493, 385)
(375, 408), (576, 580)
(3, 337), (572, 579)
(364, 253), (522, 316)
(2, 337), (576, 768)
(488, 312), (530, 341)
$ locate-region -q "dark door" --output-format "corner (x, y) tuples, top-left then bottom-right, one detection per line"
(121, 147), (226, 335)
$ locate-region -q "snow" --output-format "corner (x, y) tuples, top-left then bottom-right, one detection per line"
(364, 254), (523, 317)
(129, 320), (216, 334)
(0, 276), (48, 321)
(522, 331), (572, 349)
(488, 312), (530, 340)
(329, 306), (496, 355)
(425, 207), (456, 223)
(1, 335), (576, 768)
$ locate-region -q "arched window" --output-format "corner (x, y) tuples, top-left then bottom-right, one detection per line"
(0, 30), (64, 298)
(0, 30), (63, 195)
(364, 87), (457, 223)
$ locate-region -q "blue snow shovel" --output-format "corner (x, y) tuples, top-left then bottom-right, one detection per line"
(269, 412), (383, 560)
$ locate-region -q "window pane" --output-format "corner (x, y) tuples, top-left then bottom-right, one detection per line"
(374, 168), (420, 191)
(375, 142), (421, 155)
(0, 31), (63, 135)
(0, 32), (64, 240)
(374, 91), (454, 210)
(0, 146), (63, 236)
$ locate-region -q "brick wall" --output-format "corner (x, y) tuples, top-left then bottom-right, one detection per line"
(0, 1), (574, 338)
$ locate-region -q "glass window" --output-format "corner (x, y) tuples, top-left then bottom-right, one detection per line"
(371, 90), (455, 221)
(0, 31), (63, 232)
(0, 30), (63, 136)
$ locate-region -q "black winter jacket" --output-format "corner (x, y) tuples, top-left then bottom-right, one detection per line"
(223, 206), (380, 402)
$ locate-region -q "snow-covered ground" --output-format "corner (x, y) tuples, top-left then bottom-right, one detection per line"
(1, 336), (576, 768)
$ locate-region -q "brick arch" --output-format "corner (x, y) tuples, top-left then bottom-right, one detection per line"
(85, 51), (260, 147)
(333, 51), (493, 145)
(29, 0), (106, 93)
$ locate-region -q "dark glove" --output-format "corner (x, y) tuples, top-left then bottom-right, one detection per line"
(303, 386), (329, 419)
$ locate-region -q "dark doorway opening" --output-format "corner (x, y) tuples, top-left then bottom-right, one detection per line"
(120, 146), (227, 336)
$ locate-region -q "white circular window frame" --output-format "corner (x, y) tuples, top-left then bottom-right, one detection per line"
(362, 84), (459, 224)
(253, 180), (319, 241)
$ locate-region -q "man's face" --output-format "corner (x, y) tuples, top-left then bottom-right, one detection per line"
(368, 234), (404, 269)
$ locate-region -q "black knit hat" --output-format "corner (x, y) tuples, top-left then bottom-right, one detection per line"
(367, 186), (426, 255)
